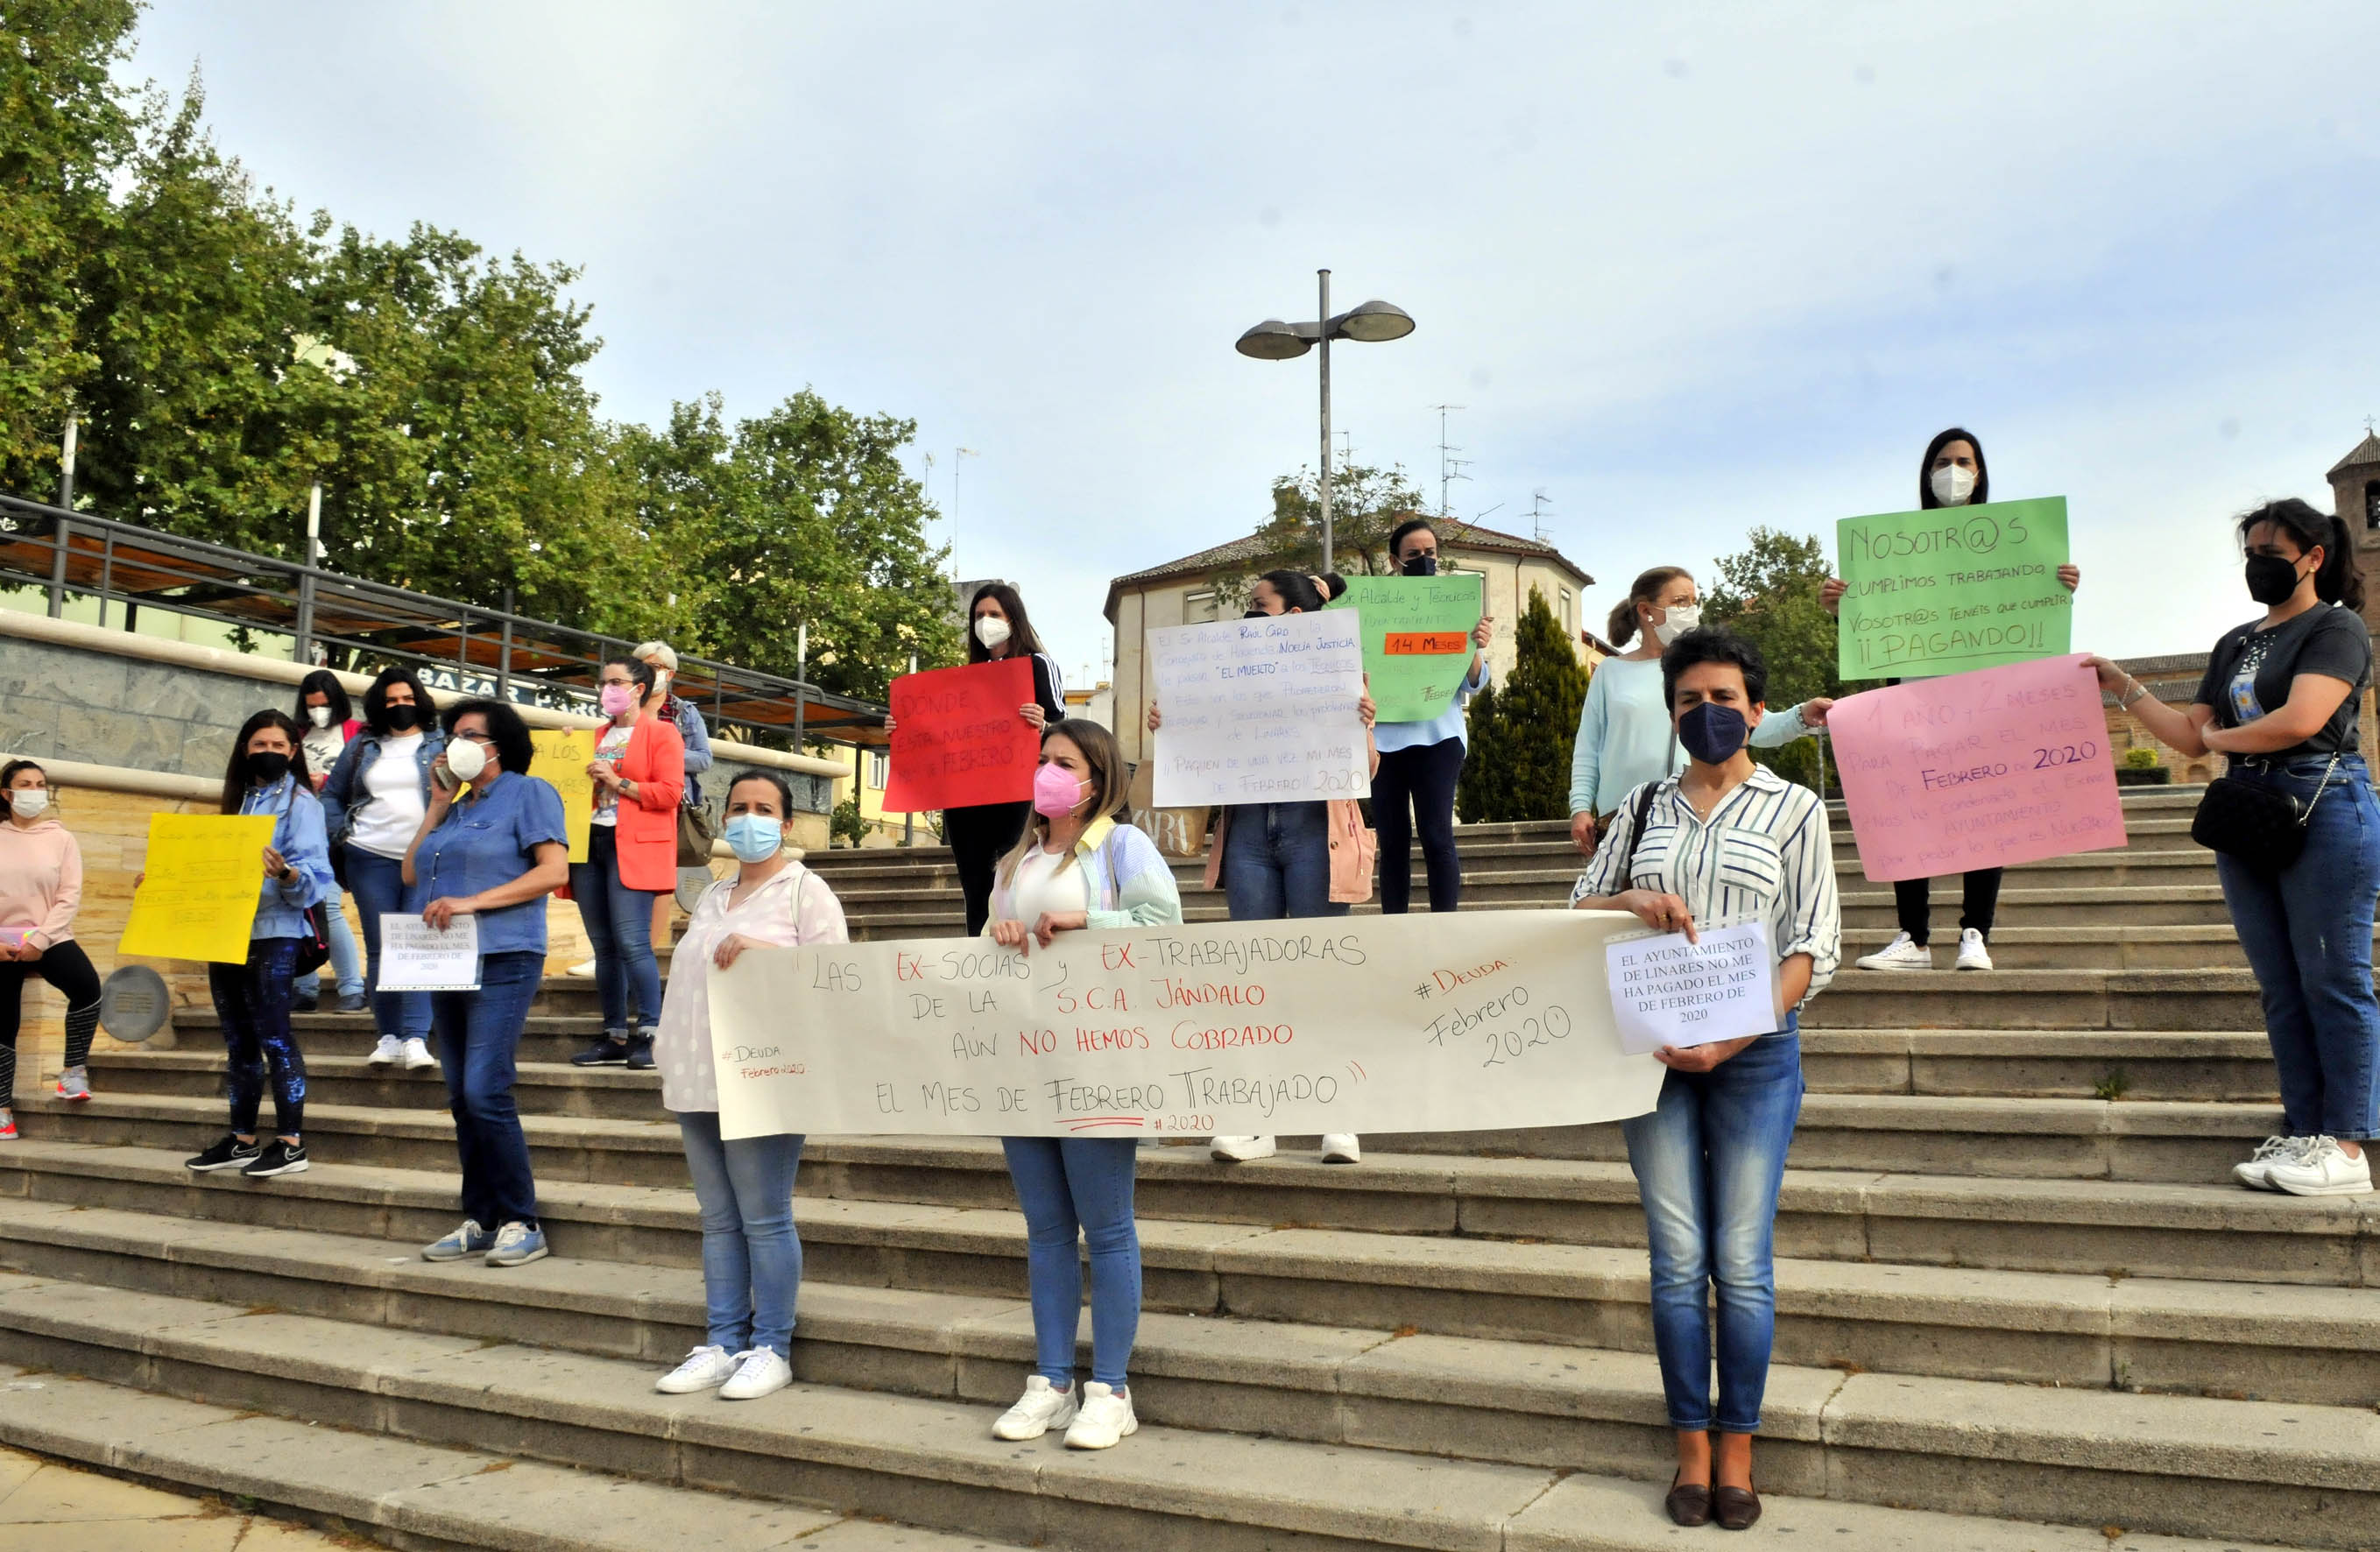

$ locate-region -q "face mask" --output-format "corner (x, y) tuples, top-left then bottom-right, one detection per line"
(10, 790), (49, 820)
(443, 738), (490, 782)
(1930, 463), (1976, 506)
(1243, 607), (1271, 619)
(2244, 554), (2304, 606)
(1650, 603), (1702, 646)
(1677, 702), (1748, 765)
(724, 814), (784, 864)
(975, 616), (1013, 650)
(1401, 554), (1439, 577)
(650, 669), (671, 700)
(1032, 761), (1088, 818)
(384, 703), (421, 732)
(599, 684), (639, 717)
(248, 751), (292, 785)
(307, 705), (334, 729)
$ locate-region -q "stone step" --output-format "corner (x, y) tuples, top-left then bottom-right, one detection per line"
(1838, 924), (2380, 971)
(1800, 967), (2307, 1031)
(1838, 883), (2232, 928)
(0, 1245), (2365, 1545)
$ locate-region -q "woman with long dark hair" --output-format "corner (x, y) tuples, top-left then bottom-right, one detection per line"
(180, 709), (335, 1181)
(1372, 519), (1494, 914)
(292, 669), (365, 1014)
(321, 668), (445, 1069)
(2091, 499), (2376, 1197)
(0, 761), (102, 1131)
(566, 656), (686, 1070)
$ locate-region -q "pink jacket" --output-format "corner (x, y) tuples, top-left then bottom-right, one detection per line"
(0, 818), (83, 949)
(1203, 801), (1378, 905)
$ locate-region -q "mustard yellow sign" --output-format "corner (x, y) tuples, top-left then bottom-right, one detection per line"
(120, 814), (279, 964)
(530, 728), (597, 863)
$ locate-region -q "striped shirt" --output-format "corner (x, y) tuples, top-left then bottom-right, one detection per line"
(1571, 765), (1841, 1006)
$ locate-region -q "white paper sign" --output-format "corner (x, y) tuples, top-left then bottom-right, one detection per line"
(376, 913), (482, 991)
(707, 910), (1666, 1139)
(1605, 919), (1778, 1055)
(1149, 612), (1370, 808)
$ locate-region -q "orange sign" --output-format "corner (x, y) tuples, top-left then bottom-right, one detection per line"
(1382, 631), (1472, 656)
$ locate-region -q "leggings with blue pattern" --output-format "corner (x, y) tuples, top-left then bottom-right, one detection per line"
(208, 937), (307, 1138)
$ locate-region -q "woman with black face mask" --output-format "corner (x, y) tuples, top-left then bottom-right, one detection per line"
(2090, 499), (2377, 1199)
(321, 668), (447, 1069)
(1373, 519), (1495, 914)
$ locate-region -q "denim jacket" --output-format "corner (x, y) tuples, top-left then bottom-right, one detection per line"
(238, 775), (335, 939)
(321, 728), (449, 843)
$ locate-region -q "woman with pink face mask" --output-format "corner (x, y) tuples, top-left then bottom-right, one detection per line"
(566, 655), (686, 1070)
(981, 718), (1181, 1453)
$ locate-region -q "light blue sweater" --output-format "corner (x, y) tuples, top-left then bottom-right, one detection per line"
(1566, 655), (1819, 816)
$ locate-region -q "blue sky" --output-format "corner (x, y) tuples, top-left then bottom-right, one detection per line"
(128, 1), (2380, 689)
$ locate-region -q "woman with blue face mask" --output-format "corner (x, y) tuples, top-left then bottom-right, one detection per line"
(650, 771), (850, 1404)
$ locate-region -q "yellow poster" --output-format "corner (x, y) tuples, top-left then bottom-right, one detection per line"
(120, 814), (280, 964)
(530, 727), (597, 863)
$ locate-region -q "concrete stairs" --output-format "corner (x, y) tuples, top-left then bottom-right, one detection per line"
(3, 784), (2376, 1550)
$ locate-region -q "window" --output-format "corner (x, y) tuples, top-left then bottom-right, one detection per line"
(867, 751), (888, 789)
(1183, 589), (1218, 624)
(1559, 588), (1572, 628)
(2366, 480), (2379, 532)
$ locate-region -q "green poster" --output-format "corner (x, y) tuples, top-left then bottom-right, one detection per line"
(1836, 496), (2071, 680)
(1327, 574), (1485, 723)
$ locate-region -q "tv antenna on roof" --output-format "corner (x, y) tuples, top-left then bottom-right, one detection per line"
(1430, 404), (1469, 517)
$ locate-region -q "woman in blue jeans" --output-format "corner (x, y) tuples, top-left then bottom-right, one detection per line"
(402, 700), (569, 1269)
(2092, 497), (2378, 1198)
(1571, 627), (1840, 1530)
(321, 667), (446, 1069)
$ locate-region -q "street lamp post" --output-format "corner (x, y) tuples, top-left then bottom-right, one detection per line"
(1235, 271), (1415, 573)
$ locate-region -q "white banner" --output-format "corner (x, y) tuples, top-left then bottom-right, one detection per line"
(1149, 612), (1370, 808)
(708, 910), (1666, 1139)
(1606, 919), (1777, 1055)
(376, 913), (481, 991)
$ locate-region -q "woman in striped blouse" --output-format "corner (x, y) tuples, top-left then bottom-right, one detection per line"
(1571, 625), (1841, 1531)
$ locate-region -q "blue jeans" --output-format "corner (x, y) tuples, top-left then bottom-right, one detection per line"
(1621, 1025), (1804, 1434)
(208, 937), (307, 1138)
(679, 1111), (805, 1359)
(346, 850), (429, 1041)
(571, 826), (662, 1033)
(2216, 755), (2380, 1141)
(1223, 801), (1346, 921)
(429, 950), (542, 1228)
(313, 897), (365, 998)
(1001, 1137), (1140, 1389)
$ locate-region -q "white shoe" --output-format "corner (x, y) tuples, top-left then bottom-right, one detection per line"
(992, 1375), (1077, 1440)
(2264, 1136), (2374, 1197)
(400, 1037), (437, 1071)
(1855, 932), (1934, 972)
(1062, 1381), (1137, 1450)
(367, 1033), (403, 1067)
(2232, 1135), (2308, 1191)
(717, 1347), (792, 1400)
(655, 1344), (738, 1393)
(1211, 1136), (1276, 1163)
(566, 957), (597, 978)
(1319, 1134), (1361, 1164)
(1953, 928), (1994, 971)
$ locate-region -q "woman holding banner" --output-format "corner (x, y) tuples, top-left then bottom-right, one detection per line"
(321, 668), (445, 1069)
(651, 771), (849, 1402)
(1571, 626), (1841, 1530)
(984, 717), (1181, 1451)
(566, 656), (686, 1071)
(1374, 519), (1494, 914)
(0, 761), (102, 1132)
(405, 700), (571, 1267)
(2089, 499), (2376, 1198)
(181, 711), (337, 1182)
(920, 583), (1066, 936)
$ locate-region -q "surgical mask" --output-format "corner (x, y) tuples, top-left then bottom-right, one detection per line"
(724, 814), (783, 864)
(1677, 702), (1748, 765)
(10, 790), (49, 820)
(975, 616), (1013, 650)
(443, 738), (490, 782)
(1649, 603), (1702, 646)
(307, 705), (334, 729)
(1930, 463), (1976, 506)
(1032, 761), (1088, 818)
(1401, 554), (1439, 577)
(650, 669), (671, 699)
(2244, 554), (2304, 606)
(599, 684), (638, 717)
(248, 751), (292, 785)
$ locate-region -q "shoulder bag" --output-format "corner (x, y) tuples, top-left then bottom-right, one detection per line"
(2191, 751), (2341, 876)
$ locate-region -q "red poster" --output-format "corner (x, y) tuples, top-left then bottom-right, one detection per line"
(880, 658), (1038, 813)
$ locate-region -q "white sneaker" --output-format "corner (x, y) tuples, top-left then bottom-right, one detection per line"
(401, 1038), (436, 1070)
(992, 1375), (1077, 1440)
(2232, 1135), (2308, 1191)
(655, 1344), (738, 1393)
(1211, 1136), (1276, 1163)
(1953, 928), (1994, 971)
(1062, 1381), (1137, 1450)
(566, 957), (597, 978)
(2264, 1136), (2374, 1197)
(1855, 932), (1934, 972)
(718, 1348), (792, 1400)
(367, 1033), (403, 1067)
(1319, 1134), (1361, 1164)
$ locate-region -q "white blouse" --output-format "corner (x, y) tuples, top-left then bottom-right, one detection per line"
(654, 864), (849, 1113)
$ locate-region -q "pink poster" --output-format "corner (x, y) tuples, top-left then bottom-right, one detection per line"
(1828, 653), (2127, 883)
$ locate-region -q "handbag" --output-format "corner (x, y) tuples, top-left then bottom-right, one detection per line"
(2191, 751), (2341, 875)
(675, 801), (717, 868)
(293, 901), (333, 978)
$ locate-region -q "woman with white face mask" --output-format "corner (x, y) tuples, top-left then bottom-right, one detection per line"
(1568, 570), (1836, 857)
(0, 761), (100, 1132)
(291, 669), (366, 1015)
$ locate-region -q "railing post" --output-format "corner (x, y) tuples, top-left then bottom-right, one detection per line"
(46, 512), (68, 618)
(96, 528), (115, 630)
(294, 483), (320, 665)
(498, 588), (515, 703)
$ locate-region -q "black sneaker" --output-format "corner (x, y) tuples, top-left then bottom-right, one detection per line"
(186, 1134), (261, 1173)
(625, 1031), (656, 1072)
(570, 1035), (632, 1068)
(244, 1139), (309, 1178)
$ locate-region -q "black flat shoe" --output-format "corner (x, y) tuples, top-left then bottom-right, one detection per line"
(1665, 1474), (1713, 1527)
(1713, 1483), (1762, 1530)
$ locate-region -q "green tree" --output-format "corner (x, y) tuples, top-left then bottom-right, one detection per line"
(1455, 679), (1503, 823)
(1702, 526), (1841, 789)
(1215, 462), (1434, 600)
(1455, 589), (1586, 822)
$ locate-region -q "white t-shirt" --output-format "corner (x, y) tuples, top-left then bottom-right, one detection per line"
(1006, 844), (1092, 925)
(349, 732), (427, 859)
(590, 723), (633, 826)
(301, 723), (348, 784)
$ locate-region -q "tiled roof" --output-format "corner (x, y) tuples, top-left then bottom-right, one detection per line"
(1105, 518), (1593, 618)
(2329, 432), (2380, 476)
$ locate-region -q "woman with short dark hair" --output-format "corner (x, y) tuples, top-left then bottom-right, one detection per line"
(1371, 519), (1494, 914)
(321, 667), (445, 1069)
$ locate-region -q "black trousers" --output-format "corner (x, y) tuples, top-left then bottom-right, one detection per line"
(1894, 870), (2002, 944)
(945, 801), (1033, 936)
(1374, 737), (1466, 914)
(0, 939), (104, 1099)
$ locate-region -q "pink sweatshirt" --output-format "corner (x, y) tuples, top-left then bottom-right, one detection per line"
(0, 818), (83, 950)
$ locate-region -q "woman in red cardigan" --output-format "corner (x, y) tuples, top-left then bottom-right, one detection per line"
(569, 655), (687, 1069)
